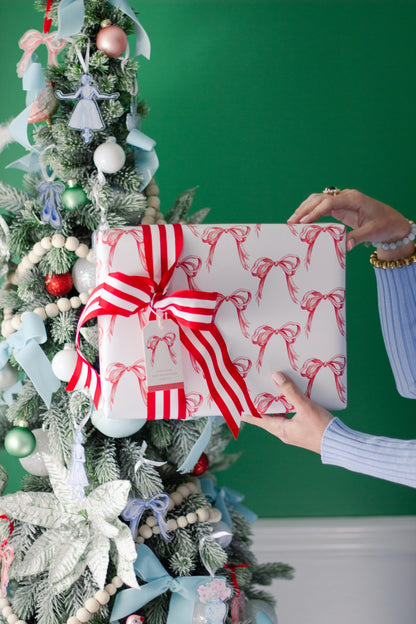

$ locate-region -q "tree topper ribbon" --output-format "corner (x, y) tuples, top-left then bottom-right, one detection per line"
(56, 0), (151, 59)
(110, 543), (222, 624)
(0, 312), (60, 407)
(17, 30), (66, 78)
(67, 224), (257, 438)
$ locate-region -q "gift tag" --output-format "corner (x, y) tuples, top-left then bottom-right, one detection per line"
(142, 319), (184, 392)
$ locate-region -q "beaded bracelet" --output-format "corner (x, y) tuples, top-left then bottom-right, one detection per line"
(369, 250), (416, 269)
(372, 220), (416, 250)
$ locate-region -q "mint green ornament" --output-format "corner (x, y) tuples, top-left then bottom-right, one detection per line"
(61, 180), (89, 211)
(4, 420), (36, 458)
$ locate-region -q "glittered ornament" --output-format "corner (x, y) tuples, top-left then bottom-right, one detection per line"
(72, 257), (96, 293)
(61, 180), (89, 211)
(28, 84), (59, 124)
(0, 363), (19, 390)
(5, 421), (36, 458)
(93, 136), (126, 174)
(191, 452), (209, 476)
(96, 23), (128, 58)
(19, 428), (51, 476)
(51, 344), (78, 382)
(45, 272), (73, 296)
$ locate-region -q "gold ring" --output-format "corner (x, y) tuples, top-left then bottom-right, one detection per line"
(323, 187), (341, 196)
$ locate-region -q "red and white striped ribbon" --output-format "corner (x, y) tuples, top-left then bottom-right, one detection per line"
(67, 224), (257, 437)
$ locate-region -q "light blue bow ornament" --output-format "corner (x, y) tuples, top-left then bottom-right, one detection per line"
(0, 312), (60, 408)
(111, 544), (224, 624)
(126, 128), (159, 191)
(200, 477), (257, 530)
(121, 494), (171, 541)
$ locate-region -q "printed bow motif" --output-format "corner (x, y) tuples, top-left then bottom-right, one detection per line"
(253, 392), (294, 414)
(176, 255), (202, 290)
(101, 228), (146, 270)
(200, 226), (251, 270)
(105, 360), (147, 408)
(252, 322), (301, 371)
(295, 224), (345, 269)
(300, 288), (346, 336)
(300, 355), (346, 402)
(146, 332), (177, 366)
(251, 254), (300, 303)
(213, 289), (251, 338)
(17, 30), (66, 77)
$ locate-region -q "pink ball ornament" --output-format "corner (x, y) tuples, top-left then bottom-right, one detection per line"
(96, 24), (128, 58)
(93, 137), (126, 174)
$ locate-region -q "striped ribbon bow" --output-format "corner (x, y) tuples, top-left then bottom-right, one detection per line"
(67, 224), (257, 437)
(300, 355), (346, 402)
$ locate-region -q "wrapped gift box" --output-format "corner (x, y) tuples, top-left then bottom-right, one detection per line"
(94, 223), (346, 426)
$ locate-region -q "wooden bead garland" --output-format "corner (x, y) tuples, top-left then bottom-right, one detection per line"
(1, 235), (94, 338)
(0, 576), (123, 624)
(135, 479), (222, 545)
(141, 179), (166, 225)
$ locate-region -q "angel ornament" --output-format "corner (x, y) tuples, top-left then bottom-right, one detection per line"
(56, 73), (119, 143)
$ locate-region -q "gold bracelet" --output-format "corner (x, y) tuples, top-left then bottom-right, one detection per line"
(369, 250), (416, 269)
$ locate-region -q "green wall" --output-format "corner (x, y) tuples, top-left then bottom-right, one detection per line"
(0, 0), (415, 517)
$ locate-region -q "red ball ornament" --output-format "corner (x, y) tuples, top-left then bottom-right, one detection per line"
(191, 452), (209, 476)
(96, 24), (128, 58)
(45, 272), (73, 296)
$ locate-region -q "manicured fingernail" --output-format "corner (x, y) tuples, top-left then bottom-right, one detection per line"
(346, 238), (355, 251)
(272, 371), (286, 385)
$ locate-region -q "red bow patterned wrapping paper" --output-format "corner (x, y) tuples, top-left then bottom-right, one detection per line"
(94, 223), (347, 423)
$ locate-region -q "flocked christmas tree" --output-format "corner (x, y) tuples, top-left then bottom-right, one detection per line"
(0, 2), (293, 624)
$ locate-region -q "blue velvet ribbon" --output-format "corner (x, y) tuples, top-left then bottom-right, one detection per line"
(0, 313), (60, 408)
(177, 417), (212, 474)
(110, 544), (221, 624)
(200, 477), (257, 529)
(9, 61), (45, 152)
(121, 494), (171, 541)
(56, 0), (151, 59)
(126, 128), (159, 191)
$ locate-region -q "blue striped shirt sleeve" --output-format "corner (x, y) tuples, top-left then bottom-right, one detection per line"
(320, 263), (416, 488)
(321, 417), (416, 488)
(374, 262), (416, 398)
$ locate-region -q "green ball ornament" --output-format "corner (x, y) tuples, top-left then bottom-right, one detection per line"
(5, 421), (36, 458)
(61, 180), (89, 211)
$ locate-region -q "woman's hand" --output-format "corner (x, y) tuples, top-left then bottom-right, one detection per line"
(241, 372), (333, 454)
(288, 189), (413, 259)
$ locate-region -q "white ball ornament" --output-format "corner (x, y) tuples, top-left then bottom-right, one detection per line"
(93, 137), (126, 174)
(91, 407), (146, 438)
(19, 428), (51, 476)
(72, 258), (96, 293)
(51, 343), (78, 382)
(0, 363), (18, 389)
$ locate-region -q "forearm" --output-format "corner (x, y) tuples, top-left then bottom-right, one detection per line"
(321, 418), (416, 488)
(374, 262), (416, 398)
